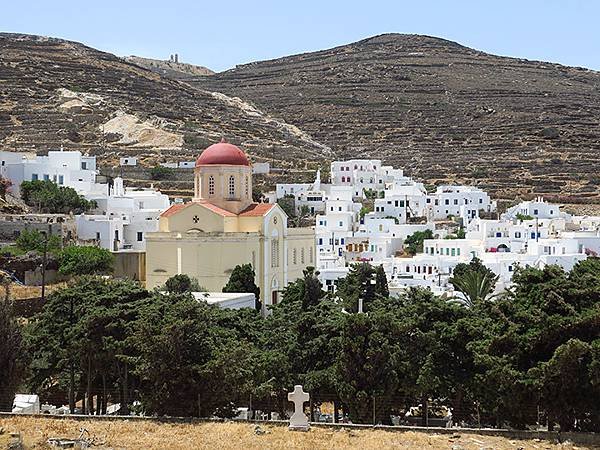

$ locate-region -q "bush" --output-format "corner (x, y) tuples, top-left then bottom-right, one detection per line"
(20, 180), (93, 213)
(0, 175), (12, 199)
(404, 229), (434, 255)
(150, 166), (174, 180)
(59, 246), (114, 276)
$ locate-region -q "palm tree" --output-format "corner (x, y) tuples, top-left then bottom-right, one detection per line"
(449, 270), (500, 308)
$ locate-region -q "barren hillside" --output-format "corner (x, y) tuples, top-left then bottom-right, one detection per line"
(0, 33), (331, 170)
(194, 34), (600, 201)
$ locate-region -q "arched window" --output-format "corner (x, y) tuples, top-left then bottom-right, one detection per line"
(245, 176), (249, 197)
(228, 175), (235, 198)
(292, 248), (297, 265)
(301, 248), (305, 264)
(208, 176), (215, 195)
(309, 246), (313, 263)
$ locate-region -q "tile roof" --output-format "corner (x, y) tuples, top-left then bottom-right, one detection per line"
(239, 203), (276, 217)
(160, 201), (275, 218)
(199, 201), (237, 217)
(160, 203), (189, 217)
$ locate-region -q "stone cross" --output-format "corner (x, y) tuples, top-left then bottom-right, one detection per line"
(287, 385), (310, 431)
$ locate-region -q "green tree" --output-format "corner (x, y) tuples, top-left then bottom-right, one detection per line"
(0, 296), (23, 411)
(131, 293), (260, 417)
(223, 264), (261, 311)
(25, 276), (150, 414)
(164, 274), (203, 293)
(404, 229), (434, 255)
(20, 180), (93, 213)
(449, 257), (499, 307)
(16, 229), (61, 254)
(59, 246), (114, 276)
(336, 262), (388, 313)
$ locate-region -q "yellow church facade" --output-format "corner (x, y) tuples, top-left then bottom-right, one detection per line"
(145, 141), (315, 313)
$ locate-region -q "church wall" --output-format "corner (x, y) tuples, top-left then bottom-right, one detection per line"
(286, 228), (318, 284)
(145, 232), (263, 293)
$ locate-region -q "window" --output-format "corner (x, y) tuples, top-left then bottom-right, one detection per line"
(339, 221), (343, 227)
(245, 176), (249, 197)
(445, 199), (449, 205)
(137, 232), (143, 241)
(58, 175), (64, 185)
(292, 248), (297, 265)
(533, 209), (539, 215)
(43, 174), (50, 181)
(208, 176), (215, 195)
(479, 198), (483, 204)
(81, 162), (87, 170)
(451, 248), (456, 256)
(301, 248), (305, 264)
(271, 239), (279, 268)
(457, 248), (461, 256)
(31, 173), (38, 181)
(318, 238), (323, 245)
(454, 199), (458, 205)
(228, 176), (235, 198)
(309, 247), (314, 263)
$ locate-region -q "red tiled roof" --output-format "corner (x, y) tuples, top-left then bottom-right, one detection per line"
(239, 203), (276, 217)
(160, 203), (189, 217)
(161, 201), (274, 219)
(199, 201), (236, 217)
(196, 140), (250, 167)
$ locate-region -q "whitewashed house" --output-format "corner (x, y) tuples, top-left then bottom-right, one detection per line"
(76, 177), (170, 251)
(0, 149), (104, 196)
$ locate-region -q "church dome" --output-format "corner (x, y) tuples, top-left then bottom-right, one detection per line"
(195, 140), (250, 167)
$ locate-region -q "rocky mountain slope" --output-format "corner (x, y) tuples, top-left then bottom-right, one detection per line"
(0, 33), (331, 171)
(194, 34), (600, 201)
(124, 55), (215, 78)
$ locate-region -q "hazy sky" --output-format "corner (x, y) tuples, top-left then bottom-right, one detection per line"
(1, 0), (598, 72)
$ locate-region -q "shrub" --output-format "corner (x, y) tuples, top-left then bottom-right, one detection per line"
(59, 246), (114, 276)
(20, 180), (93, 213)
(16, 229), (61, 254)
(150, 166), (174, 180)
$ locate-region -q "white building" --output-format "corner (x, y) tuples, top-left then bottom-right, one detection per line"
(425, 185), (496, 223)
(119, 157), (138, 166)
(76, 177), (170, 251)
(0, 149), (103, 196)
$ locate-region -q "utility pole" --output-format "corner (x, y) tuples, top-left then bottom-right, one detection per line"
(40, 229), (49, 302)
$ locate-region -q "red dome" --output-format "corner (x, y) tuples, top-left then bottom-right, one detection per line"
(195, 141), (250, 167)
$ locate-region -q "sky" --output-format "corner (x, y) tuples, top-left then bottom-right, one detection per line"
(1, 0), (598, 72)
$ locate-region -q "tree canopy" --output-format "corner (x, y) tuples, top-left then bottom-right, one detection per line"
(59, 246), (114, 276)
(20, 180), (94, 213)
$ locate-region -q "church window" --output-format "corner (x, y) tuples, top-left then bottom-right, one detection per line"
(245, 176), (249, 197)
(271, 239), (279, 268)
(293, 248), (297, 265)
(309, 247), (313, 263)
(301, 248), (305, 264)
(228, 176), (235, 198)
(208, 176), (215, 195)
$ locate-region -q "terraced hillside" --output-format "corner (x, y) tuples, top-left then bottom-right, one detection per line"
(0, 33), (331, 170)
(194, 34), (600, 201)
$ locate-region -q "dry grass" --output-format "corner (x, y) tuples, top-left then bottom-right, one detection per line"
(0, 416), (594, 450)
(1, 282), (66, 300)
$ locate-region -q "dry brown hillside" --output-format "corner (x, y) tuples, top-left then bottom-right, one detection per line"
(0, 33), (331, 170)
(194, 34), (600, 201)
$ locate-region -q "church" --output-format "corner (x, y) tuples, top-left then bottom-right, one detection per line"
(145, 140), (316, 313)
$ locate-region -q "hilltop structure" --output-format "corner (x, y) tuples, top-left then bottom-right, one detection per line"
(145, 141), (315, 313)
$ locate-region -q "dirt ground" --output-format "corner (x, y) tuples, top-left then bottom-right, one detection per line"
(0, 416), (595, 450)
